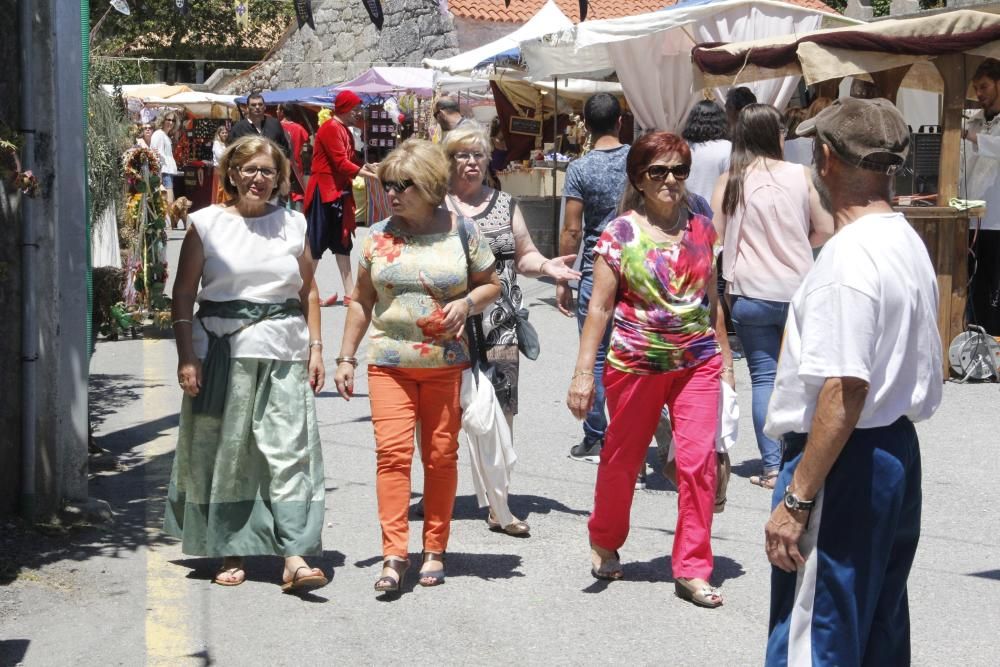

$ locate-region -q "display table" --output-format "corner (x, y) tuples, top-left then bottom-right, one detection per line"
(899, 205), (983, 376)
(499, 168), (566, 198)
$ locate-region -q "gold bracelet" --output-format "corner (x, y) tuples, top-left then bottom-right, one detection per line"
(572, 370), (595, 379)
(309, 340), (323, 349)
(335, 356), (358, 367)
(539, 259), (551, 274)
(172, 319), (193, 326)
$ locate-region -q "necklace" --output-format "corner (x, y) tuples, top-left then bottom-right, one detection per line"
(646, 205), (687, 238)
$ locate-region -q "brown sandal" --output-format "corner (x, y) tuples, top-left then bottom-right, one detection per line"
(590, 545), (623, 581)
(280, 565), (328, 593)
(487, 512), (531, 537)
(749, 471), (779, 489)
(418, 552), (446, 587)
(374, 557), (409, 595)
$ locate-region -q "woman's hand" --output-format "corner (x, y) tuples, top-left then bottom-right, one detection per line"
(308, 348), (325, 395)
(334, 361), (355, 401)
(177, 356), (202, 397)
(566, 372), (597, 420)
(542, 254), (582, 282)
(440, 298), (471, 339)
(721, 364), (736, 390)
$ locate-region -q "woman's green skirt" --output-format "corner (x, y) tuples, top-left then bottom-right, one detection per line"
(164, 358), (325, 557)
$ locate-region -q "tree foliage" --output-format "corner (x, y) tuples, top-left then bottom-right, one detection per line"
(92, 0), (294, 60)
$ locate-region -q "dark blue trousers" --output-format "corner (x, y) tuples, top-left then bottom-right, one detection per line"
(765, 417), (921, 667)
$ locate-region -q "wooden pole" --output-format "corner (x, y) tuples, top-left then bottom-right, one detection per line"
(870, 65), (912, 104)
(552, 76), (560, 247)
(934, 53), (966, 203)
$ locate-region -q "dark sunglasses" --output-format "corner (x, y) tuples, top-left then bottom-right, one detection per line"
(644, 164), (690, 181)
(383, 179), (414, 194)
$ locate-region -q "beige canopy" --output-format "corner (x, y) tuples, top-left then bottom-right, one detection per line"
(691, 9), (1000, 96)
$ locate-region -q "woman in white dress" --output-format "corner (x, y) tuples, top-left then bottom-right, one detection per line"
(165, 135), (328, 593)
(150, 111), (182, 206)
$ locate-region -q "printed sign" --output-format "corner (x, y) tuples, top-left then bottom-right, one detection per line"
(509, 116), (542, 137)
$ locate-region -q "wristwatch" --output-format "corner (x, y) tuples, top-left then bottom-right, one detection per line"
(783, 486), (815, 512)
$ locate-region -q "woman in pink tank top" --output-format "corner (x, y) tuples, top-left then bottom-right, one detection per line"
(710, 104), (833, 489)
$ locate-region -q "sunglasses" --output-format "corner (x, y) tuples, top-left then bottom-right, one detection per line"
(383, 179), (414, 194)
(644, 164), (690, 181)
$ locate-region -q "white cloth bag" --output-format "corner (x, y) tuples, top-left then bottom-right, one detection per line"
(661, 380), (740, 463)
(459, 368), (518, 527)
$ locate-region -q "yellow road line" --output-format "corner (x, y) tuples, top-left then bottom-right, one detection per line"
(143, 337), (199, 666)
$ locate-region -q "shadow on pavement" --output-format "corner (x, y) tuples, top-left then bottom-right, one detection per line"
(449, 493), (590, 522)
(0, 640), (29, 666)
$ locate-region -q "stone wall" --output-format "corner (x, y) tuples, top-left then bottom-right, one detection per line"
(224, 0), (459, 94)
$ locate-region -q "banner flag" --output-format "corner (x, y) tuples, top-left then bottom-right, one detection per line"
(294, 0), (316, 30)
(360, 0), (384, 30)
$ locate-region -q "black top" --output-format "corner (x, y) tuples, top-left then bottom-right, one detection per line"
(228, 116), (291, 158)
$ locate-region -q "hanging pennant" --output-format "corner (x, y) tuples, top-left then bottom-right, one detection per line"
(294, 0), (316, 30)
(110, 0), (130, 15)
(360, 0), (384, 30)
(234, 1), (250, 29)
(504, 0), (510, 6)
(174, 0), (190, 16)
(579, 0), (588, 22)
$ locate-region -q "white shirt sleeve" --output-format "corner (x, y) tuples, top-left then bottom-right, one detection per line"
(796, 283), (878, 384)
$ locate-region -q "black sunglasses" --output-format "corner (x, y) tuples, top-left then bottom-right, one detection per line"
(644, 164), (690, 181)
(383, 179), (414, 194)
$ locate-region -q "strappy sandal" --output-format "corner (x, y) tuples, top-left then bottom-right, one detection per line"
(280, 565), (328, 593)
(418, 552), (446, 587)
(373, 557), (409, 595)
(749, 471), (779, 489)
(590, 545), (624, 581)
(487, 512), (531, 537)
(213, 558), (245, 587)
(674, 578), (723, 608)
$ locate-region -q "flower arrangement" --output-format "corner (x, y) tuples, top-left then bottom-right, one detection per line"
(1, 136), (41, 198)
(123, 146), (161, 186)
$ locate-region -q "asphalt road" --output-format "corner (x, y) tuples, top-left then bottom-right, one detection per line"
(2, 225), (998, 666)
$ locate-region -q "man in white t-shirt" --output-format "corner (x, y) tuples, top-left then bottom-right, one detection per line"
(762, 97), (942, 666)
(961, 58), (1000, 335)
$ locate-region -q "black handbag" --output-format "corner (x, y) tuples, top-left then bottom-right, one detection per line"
(457, 218), (512, 403)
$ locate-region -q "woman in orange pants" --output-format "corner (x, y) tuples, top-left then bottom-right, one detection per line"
(334, 139), (499, 595)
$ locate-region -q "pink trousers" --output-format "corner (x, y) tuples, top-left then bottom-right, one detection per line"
(588, 354), (721, 580)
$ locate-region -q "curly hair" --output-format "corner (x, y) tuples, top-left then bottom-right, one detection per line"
(377, 139), (450, 207)
(682, 100), (729, 143)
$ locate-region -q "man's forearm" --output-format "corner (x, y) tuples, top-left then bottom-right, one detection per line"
(790, 377), (869, 499)
(559, 227), (582, 257)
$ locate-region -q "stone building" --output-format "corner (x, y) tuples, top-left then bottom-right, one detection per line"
(224, 0), (461, 93)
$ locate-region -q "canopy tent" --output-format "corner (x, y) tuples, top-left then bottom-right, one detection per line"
(138, 91), (239, 119)
(111, 83), (193, 99)
(520, 0), (859, 132)
(331, 67), (488, 98)
(692, 8), (1000, 96)
(235, 86), (343, 107)
(422, 0), (575, 75)
(491, 68), (624, 116)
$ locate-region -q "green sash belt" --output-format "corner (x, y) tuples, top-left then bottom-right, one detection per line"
(193, 298), (303, 417)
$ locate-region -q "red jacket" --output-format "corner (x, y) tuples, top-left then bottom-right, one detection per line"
(305, 118), (361, 236)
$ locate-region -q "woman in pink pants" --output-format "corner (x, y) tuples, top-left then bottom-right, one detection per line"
(566, 132), (734, 608)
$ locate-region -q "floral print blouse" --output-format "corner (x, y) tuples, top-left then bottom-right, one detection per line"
(359, 218), (495, 368)
(594, 211), (721, 375)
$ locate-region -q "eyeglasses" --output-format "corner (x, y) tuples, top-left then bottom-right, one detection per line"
(644, 164), (690, 181)
(382, 179), (414, 194)
(163, 118), (175, 124)
(237, 165), (278, 179)
(453, 152), (486, 162)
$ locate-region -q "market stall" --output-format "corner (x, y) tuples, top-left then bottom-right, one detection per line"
(519, 0), (858, 132)
(691, 8), (1000, 374)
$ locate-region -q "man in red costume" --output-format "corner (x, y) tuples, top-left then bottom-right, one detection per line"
(277, 103), (310, 211)
(305, 90), (377, 306)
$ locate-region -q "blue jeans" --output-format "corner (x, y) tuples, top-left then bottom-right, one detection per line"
(576, 273), (613, 441)
(730, 295), (788, 473)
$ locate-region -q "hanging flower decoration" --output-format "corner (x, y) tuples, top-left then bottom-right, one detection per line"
(1, 137), (41, 198)
(123, 146), (161, 187)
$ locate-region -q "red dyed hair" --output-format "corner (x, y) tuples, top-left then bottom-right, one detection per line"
(625, 132), (692, 190)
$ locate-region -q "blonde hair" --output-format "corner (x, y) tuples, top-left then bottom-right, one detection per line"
(213, 124), (229, 142)
(218, 136), (290, 202)
(156, 111), (182, 138)
(377, 138), (449, 207)
(442, 125), (490, 159)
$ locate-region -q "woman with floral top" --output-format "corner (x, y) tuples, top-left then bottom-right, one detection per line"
(334, 139), (500, 595)
(566, 132), (733, 608)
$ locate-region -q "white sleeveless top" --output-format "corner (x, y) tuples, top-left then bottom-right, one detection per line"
(190, 205), (309, 361)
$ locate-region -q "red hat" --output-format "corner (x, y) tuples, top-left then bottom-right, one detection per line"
(334, 90), (363, 114)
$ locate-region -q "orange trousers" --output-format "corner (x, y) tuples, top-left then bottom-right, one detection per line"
(368, 365), (465, 559)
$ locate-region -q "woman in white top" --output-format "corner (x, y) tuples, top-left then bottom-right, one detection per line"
(682, 100), (732, 204)
(211, 124), (229, 166)
(150, 111), (182, 206)
(165, 136), (329, 593)
(710, 104), (833, 490)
